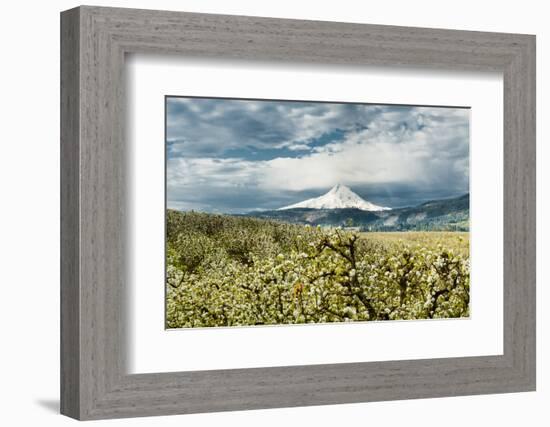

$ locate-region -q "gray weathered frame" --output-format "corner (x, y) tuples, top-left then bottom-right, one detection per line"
(60, 5), (536, 420)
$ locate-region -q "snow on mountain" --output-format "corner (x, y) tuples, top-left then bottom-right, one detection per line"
(278, 184), (391, 211)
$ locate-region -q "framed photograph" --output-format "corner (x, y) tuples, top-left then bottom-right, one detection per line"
(61, 6), (536, 420)
(164, 96), (472, 330)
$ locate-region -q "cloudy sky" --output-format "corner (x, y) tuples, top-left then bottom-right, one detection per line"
(166, 96), (469, 213)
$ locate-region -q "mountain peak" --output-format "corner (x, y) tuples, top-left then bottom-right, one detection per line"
(278, 185), (390, 211)
(328, 183), (355, 195)
(329, 183), (345, 192)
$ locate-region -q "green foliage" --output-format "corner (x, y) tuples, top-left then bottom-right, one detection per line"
(166, 210), (470, 328)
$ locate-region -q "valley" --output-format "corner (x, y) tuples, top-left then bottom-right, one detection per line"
(244, 185), (469, 232)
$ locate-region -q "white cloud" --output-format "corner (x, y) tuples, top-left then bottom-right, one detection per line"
(166, 100), (469, 211)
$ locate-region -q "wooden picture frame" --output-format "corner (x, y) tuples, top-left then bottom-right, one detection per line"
(60, 5), (536, 420)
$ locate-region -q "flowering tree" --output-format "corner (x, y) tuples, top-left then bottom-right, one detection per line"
(166, 211), (470, 328)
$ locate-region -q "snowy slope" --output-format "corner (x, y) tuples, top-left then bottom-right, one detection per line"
(278, 184), (390, 211)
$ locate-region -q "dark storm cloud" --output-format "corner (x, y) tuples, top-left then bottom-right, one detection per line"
(166, 98), (383, 158)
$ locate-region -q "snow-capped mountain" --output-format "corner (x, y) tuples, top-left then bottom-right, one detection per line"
(247, 193), (468, 231)
(278, 184), (391, 211)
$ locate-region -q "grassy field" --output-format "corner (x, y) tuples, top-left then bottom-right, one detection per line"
(166, 211), (470, 328)
(362, 231), (469, 257)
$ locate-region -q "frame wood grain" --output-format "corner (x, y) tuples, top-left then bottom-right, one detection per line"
(60, 5), (536, 420)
